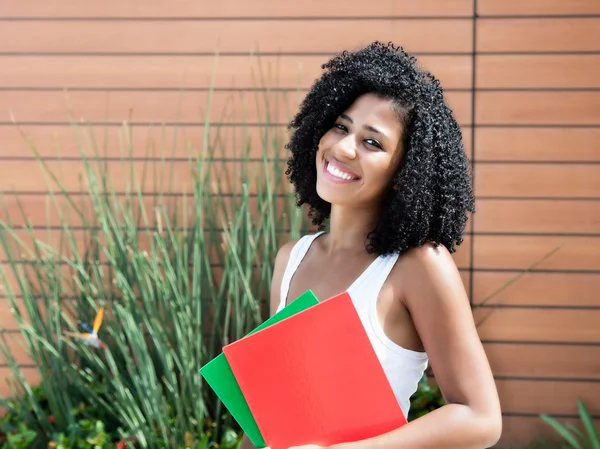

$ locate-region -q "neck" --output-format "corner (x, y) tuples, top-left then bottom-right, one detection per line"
(322, 204), (380, 255)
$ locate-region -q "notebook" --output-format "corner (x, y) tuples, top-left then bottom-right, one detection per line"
(199, 290), (320, 448)
(223, 291), (407, 449)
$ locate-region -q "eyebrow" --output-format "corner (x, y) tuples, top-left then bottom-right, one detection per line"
(340, 114), (386, 137)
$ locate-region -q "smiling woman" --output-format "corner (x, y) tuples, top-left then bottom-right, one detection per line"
(240, 41), (502, 449)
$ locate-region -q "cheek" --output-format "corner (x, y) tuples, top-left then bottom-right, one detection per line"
(319, 130), (340, 149)
(366, 159), (398, 187)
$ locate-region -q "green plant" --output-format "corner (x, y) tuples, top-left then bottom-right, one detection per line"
(0, 55), (311, 448)
(408, 372), (445, 421)
(541, 399), (600, 449)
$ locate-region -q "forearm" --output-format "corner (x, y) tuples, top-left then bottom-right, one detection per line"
(332, 403), (502, 449)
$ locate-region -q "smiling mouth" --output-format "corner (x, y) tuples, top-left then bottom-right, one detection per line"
(324, 160), (360, 181)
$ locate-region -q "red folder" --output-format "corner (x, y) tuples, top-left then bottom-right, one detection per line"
(222, 292), (407, 449)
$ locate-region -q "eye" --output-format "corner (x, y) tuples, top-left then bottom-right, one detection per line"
(333, 123), (348, 132)
(364, 138), (383, 150)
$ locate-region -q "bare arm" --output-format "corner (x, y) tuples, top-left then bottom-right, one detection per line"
(238, 239), (298, 449)
(331, 244), (502, 449)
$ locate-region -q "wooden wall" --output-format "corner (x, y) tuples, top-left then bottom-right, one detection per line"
(1, 1), (599, 447)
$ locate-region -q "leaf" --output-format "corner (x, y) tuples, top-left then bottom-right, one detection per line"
(541, 414), (585, 449)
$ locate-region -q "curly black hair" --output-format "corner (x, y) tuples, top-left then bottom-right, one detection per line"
(284, 41), (475, 256)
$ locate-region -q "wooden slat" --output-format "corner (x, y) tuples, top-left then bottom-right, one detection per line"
(474, 308), (600, 343)
(499, 415), (600, 449)
(0, 121), (474, 159)
(2, 90), (303, 126)
(0, 124), (293, 159)
(0, 193), (297, 228)
(3, 0), (473, 18)
(2, 90), (472, 126)
(474, 235), (600, 271)
(477, 18), (600, 52)
(0, 159), (305, 196)
(484, 343), (600, 380)
(476, 91), (600, 125)
(0, 367), (40, 400)
(0, 20), (472, 54)
(474, 128), (600, 162)
(473, 272), (600, 307)
(495, 378), (600, 415)
(0, 333), (32, 366)
(478, 0), (600, 16)
(0, 55), (473, 89)
(0, 299), (49, 331)
(0, 54), (472, 89)
(477, 55), (600, 88)
(474, 200), (600, 234)
(475, 164), (600, 198)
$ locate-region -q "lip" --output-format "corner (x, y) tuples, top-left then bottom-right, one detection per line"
(323, 157), (361, 183)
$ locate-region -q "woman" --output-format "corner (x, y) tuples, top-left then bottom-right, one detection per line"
(241, 41), (502, 449)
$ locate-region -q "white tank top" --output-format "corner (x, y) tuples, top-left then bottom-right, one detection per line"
(276, 231), (429, 419)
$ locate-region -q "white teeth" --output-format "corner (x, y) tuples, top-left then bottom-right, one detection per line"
(327, 162), (357, 180)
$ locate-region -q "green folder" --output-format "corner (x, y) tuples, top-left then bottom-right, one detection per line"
(200, 290), (319, 448)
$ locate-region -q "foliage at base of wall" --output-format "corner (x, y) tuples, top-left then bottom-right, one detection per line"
(0, 377), (440, 448)
(0, 385), (240, 449)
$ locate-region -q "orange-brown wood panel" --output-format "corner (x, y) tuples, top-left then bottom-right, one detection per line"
(0, 193), (302, 228)
(2, 90), (303, 126)
(0, 298), (52, 331)
(476, 91), (600, 125)
(0, 55), (473, 89)
(0, 20), (472, 54)
(0, 123), (293, 159)
(4, 0), (474, 18)
(478, 0), (600, 16)
(0, 159), (293, 195)
(484, 343), (600, 380)
(473, 272), (600, 307)
(1, 90), (473, 126)
(475, 163), (600, 198)
(0, 367), (40, 399)
(474, 199), (600, 234)
(477, 18), (600, 52)
(0, 332), (33, 366)
(474, 128), (600, 162)
(0, 264), (97, 315)
(474, 308), (600, 343)
(474, 235), (600, 271)
(477, 55), (600, 89)
(495, 378), (600, 415)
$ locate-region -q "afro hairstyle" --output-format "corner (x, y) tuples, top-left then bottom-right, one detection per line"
(284, 41), (475, 256)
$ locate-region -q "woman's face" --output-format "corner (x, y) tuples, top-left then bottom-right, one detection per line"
(315, 93), (404, 209)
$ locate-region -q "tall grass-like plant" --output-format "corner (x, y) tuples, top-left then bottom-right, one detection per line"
(541, 399), (600, 449)
(0, 57), (312, 448)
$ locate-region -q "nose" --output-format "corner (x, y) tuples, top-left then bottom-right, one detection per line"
(332, 134), (357, 160)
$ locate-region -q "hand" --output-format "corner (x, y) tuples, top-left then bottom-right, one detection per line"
(288, 444), (328, 449)
(262, 443), (330, 449)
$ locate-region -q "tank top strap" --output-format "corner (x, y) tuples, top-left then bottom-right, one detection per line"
(278, 231), (326, 310)
(348, 252), (400, 307)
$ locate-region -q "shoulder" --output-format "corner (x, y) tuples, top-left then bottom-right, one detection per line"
(268, 235), (307, 315)
(398, 241), (458, 274)
(392, 241), (467, 310)
(274, 237), (301, 266)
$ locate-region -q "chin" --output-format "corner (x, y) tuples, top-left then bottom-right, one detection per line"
(316, 181), (356, 207)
